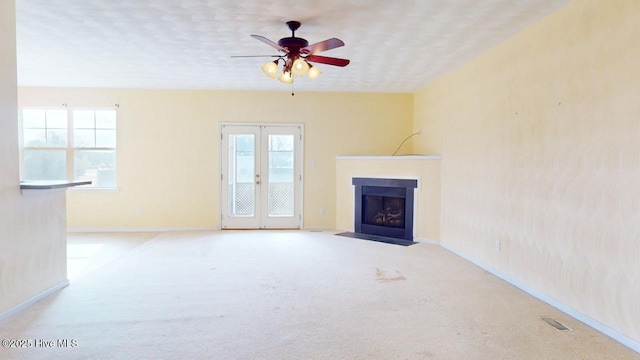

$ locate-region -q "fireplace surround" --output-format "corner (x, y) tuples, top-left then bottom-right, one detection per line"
(352, 177), (418, 241)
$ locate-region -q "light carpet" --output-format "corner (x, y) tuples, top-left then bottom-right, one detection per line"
(0, 231), (638, 359)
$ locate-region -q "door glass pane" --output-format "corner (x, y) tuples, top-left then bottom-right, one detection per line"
(268, 135), (294, 216)
(228, 134), (255, 216)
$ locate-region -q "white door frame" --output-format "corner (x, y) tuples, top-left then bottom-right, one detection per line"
(219, 122), (304, 229)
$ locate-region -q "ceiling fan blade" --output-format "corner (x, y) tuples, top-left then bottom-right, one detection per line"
(250, 35), (288, 53)
(301, 38), (345, 54)
(306, 55), (350, 67)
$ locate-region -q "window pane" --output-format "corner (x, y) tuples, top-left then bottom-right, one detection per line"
(96, 129), (116, 147)
(23, 149), (67, 180)
(74, 129), (95, 147)
(23, 109), (45, 128)
(74, 150), (116, 187)
(73, 110), (95, 128)
(21, 108), (117, 188)
(46, 110), (67, 128)
(95, 111), (116, 129)
(24, 129), (46, 147)
(47, 129), (68, 147)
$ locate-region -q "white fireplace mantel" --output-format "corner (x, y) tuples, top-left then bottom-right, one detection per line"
(336, 155), (442, 161)
(336, 154), (441, 243)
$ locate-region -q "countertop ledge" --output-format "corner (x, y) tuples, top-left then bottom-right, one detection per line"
(20, 180), (92, 190)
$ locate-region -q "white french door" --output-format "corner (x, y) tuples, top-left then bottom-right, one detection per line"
(220, 124), (303, 229)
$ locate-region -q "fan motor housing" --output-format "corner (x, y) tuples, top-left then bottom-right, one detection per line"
(278, 37), (309, 49)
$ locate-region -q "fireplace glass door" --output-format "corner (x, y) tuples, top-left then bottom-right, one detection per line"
(363, 195), (405, 229)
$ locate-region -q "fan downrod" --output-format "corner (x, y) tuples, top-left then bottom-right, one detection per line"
(286, 21), (301, 36)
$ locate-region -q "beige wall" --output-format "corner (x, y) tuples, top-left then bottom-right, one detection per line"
(336, 157), (441, 242)
(0, 0), (68, 315)
(414, 0), (640, 344)
(18, 88), (413, 229)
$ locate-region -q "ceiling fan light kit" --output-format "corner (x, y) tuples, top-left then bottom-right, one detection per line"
(235, 20), (350, 87)
(307, 65), (322, 81)
(261, 60), (279, 79)
(278, 71), (293, 84)
(291, 58), (310, 76)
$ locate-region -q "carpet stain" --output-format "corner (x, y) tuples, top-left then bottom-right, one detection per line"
(375, 268), (406, 282)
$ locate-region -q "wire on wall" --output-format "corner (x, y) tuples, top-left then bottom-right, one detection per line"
(391, 132), (421, 156)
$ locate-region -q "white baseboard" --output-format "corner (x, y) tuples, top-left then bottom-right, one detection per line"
(68, 227), (220, 233)
(0, 280), (69, 323)
(441, 243), (640, 354)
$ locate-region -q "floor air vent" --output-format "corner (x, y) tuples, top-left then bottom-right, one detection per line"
(541, 317), (572, 331)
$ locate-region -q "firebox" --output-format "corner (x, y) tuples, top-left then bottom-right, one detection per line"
(352, 178), (417, 241)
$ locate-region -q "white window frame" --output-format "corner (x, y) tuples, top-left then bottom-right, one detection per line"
(19, 106), (118, 190)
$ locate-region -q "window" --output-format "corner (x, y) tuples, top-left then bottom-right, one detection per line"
(21, 108), (117, 188)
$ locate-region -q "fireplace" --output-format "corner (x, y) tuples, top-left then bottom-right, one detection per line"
(352, 178), (417, 241)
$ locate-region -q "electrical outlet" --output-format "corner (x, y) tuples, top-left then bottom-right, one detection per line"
(136, 208), (141, 216)
(495, 240), (501, 252)
(419, 128), (423, 135)
(320, 208), (325, 215)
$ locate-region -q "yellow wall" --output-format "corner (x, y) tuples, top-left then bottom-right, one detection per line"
(335, 157), (441, 242)
(18, 88), (413, 229)
(0, 0), (68, 315)
(414, 0), (640, 344)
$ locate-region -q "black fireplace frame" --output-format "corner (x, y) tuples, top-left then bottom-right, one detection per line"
(352, 177), (418, 241)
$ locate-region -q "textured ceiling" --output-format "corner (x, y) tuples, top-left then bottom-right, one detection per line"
(15, 0), (570, 93)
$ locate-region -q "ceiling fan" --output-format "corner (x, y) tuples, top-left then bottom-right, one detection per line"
(233, 21), (350, 85)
